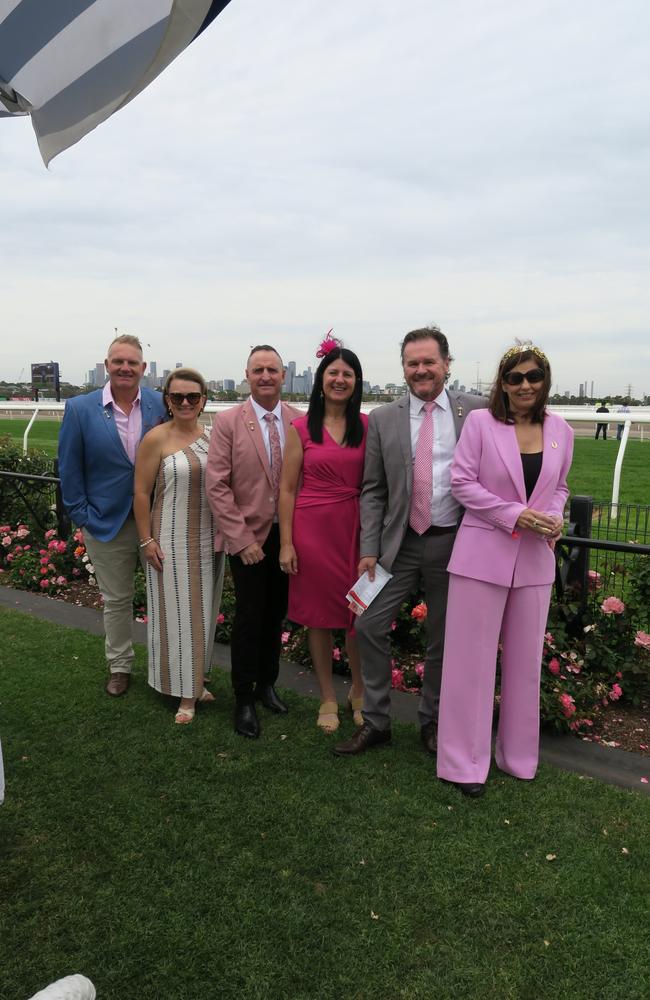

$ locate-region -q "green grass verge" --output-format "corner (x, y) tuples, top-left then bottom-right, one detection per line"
(0, 418), (61, 458)
(1, 608), (649, 1000)
(2, 420), (649, 504)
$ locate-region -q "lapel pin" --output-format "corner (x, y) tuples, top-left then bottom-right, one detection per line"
(457, 405), (464, 417)
(248, 421), (256, 431)
(104, 410), (112, 419)
(551, 441), (558, 449)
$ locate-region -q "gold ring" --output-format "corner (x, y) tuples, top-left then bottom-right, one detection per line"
(533, 518), (538, 526)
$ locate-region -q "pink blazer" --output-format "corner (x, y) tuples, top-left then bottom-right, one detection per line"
(206, 400), (302, 555)
(447, 409), (574, 588)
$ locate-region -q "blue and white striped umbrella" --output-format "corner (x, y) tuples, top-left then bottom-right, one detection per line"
(0, 0), (232, 165)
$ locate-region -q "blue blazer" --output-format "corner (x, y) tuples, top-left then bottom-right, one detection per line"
(58, 387), (167, 542)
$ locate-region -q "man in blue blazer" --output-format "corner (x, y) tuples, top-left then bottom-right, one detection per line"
(58, 335), (167, 695)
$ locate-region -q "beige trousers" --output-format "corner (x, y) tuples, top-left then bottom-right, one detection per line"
(83, 517), (143, 674)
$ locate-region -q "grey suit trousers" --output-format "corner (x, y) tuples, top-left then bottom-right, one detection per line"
(356, 528), (456, 731)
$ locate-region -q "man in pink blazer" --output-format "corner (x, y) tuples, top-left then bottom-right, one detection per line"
(206, 346), (302, 738)
(437, 345), (574, 796)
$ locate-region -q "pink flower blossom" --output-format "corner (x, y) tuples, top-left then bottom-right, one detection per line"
(587, 569), (602, 591)
(44, 529), (57, 540)
(1, 536), (11, 548)
(56, 576), (67, 586)
(332, 647), (341, 661)
(48, 539), (59, 550)
(15, 526), (29, 539)
(634, 631), (650, 650)
(39, 578), (50, 588)
(391, 667), (405, 691)
(600, 596), (625, 615)
(411, 602), (427, 621)
(415, 662), (425, 679)
(23, 545), (30, 551)
(390, 620), (397, 631)
(0, 525), (9, 534)
(559, 692), (576, 717)
(548, 657), (561, 675)
(39, 566), (49, 575)
(47, 563), (55, 572)
(609, 683), (623, 701)
(217, 613), (225, 625)
(72, 568), (81, 576)
(281, 630), (290, 644)
(56, 541), (67, 553)
(40, 557), (49, 566)
(545, 631), (554, 644)
(641, 778), (648, 784)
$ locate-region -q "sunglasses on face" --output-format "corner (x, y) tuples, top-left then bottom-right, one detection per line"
(168, 392), (202, 406)
(502, 368), (545, 386)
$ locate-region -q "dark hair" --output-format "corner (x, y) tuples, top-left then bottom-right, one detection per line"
(307, 348), (364, 447)
(488, 349), (551, 424)
(400, 326), (454, 373)
(247, 344), (283, 366)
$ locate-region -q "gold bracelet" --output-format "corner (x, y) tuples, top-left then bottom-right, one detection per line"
(139, 537), (154, 548)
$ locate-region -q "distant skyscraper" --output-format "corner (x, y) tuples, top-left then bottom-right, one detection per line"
(150, 361), (158, 385)
(87, 369), (94, 386)
(293, 375), (306, 394)
(579, 384), (585, 398)
(175, 362), (183, 369)
(284, 361), (296, 392)
(223, 379), (235, 391)
(95, 362), (105, 386)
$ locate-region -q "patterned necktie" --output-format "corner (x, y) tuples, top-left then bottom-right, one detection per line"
(264, 412), (282, 507)
(409, 401), (435, 534)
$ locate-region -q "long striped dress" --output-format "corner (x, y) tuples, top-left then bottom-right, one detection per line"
(147, 432), (223, 699)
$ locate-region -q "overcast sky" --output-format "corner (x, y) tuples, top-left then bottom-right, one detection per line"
(2, 0), (649, 397)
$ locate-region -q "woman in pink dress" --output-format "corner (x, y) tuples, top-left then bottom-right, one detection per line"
(279, 338), (367, 733)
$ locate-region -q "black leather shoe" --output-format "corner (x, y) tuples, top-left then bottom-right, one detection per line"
(454, 782), (485, 798)
(234, 702), (260, 739)
(331, 723), (391, 757)
(420, 720), (437, 756)
(255, 684), (288, 714)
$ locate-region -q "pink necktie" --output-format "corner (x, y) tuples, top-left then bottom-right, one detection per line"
(409, 401), (434, 534)
(264, 413), (282, 506)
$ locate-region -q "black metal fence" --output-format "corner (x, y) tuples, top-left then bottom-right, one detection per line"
(0, 464), (70, 539)
(556, 496), (650, 627)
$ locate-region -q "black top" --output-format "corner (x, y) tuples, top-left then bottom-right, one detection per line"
(521, 452), (543, 500)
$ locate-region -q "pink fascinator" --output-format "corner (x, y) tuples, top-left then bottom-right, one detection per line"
(316, 329), (342, 358)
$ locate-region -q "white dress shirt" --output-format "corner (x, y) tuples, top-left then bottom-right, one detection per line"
(409, 389), (460, 527)
(250, 397), (285, 463)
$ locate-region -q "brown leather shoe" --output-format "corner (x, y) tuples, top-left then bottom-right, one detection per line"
(420, 720), (438, 756)
(105, 672), (130, 697)
(331, 723), (391, 756)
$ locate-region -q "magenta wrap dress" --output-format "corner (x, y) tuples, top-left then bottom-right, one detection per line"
(288, 413), (368, 629)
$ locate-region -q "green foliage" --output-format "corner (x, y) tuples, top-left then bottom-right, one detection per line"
(0, 434), (56, 530)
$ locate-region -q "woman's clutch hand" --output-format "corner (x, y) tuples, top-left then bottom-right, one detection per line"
(279, 543), (298, 575)
(515, 509), (562, 537)
(143, 539), (165, 572)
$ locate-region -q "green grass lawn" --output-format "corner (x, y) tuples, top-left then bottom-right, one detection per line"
(2, 419), (649, 504)
(1, 608), (650, 1000)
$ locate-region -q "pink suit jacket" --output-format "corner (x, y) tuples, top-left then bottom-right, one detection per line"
(206, 400), (302, 555)
(447, 409), (574, 588)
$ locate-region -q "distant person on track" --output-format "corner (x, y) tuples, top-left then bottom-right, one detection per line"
(595, 402), (610, 440)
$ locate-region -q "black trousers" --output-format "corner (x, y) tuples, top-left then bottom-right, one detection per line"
(595, 423), (608, 439)
(228, 525), (288, 702)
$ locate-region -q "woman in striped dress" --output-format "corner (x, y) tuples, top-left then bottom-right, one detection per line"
(134, 368), (223, 723)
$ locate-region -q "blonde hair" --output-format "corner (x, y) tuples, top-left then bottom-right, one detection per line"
(107, 333), (143, 355)
(163, 367), (208, 399)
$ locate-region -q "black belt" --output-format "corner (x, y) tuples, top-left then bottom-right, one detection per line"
(409, 524), (457, 537)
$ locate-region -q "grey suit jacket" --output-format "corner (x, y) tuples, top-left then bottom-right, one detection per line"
(360, 390), (487, 572)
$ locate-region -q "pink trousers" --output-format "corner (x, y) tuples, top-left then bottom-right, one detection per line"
(437, 574), (552, 784)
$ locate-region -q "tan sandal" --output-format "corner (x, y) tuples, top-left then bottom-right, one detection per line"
(174, 688), (215, 725)
(317, 701), (340, 733)
(347, 690), (364, 727)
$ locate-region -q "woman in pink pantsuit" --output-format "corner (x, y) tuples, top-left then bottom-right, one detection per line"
(437, 344), (573, 797)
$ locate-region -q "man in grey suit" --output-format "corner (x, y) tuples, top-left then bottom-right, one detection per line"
(333, 326), (486, 756)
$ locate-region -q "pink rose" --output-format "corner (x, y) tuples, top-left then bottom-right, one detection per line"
(600, 596), (625, 615)
(57, 541), (67, 553)
(411, 602), (427, 620)
(217, 613), (225, 625)
(281, 630), (290, 644)
(40, 567), (48, 575)
(415, 662), (425, 679)
(45, 529), (57, 540)
(587, 569), (602, 591)
(391, 667), (405, 691)
(1, 536), (11, 548)
(634, 631), (650, 650)
(391, 620), (397, 631)
(5, 553), (13, 563)
(56, 576), (67, 586)
(72, 568), (81, 576)
(16, 526), (29, 539)
(39, 578), (50, 588)
(609, 683), (623, 701)
(23, 545), (30, 551)
(548, 657), (561, 675)
(559, 692), (576, 717)
(48, 539), (59, 550)
(332, 647), (341, 661)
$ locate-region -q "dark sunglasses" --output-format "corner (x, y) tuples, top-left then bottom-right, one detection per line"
(502, 368), (545, 386)
(168, 391), (202, 406)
